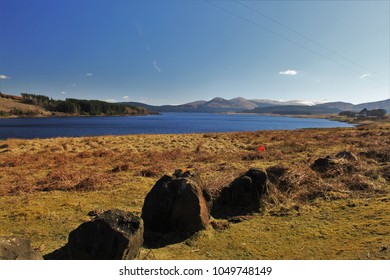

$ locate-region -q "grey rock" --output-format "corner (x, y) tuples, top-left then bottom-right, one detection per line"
(45, 209), (143, 260)
(0, 236), (43, 260)
(211, 168), (268, 218)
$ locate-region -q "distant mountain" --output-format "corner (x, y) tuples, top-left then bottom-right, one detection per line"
(123, 97), (390, 115)
(246, 99), (390, 115)
(353, 99), (390, 112)
(314, 101), (354, 111)
(124, 97), (253, 113)
(125, 97), (330, 113)
(230, 97), (258, 109)
(196, 97), (256, 112)
(251, 99), (324, 107)
(183, 100), (208, 108)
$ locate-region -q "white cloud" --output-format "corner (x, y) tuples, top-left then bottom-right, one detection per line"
(61, 91), (67, 95)
(279, 70), (299, 75)
(85, 73), (93, 77)
(0, 74), (10, 79)
(359, 73), (371, 80)
(153, 60), (161, 72)
(122, 96), (129, 99)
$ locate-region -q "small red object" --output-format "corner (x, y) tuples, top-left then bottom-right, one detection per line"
(257, 145), (266, 152)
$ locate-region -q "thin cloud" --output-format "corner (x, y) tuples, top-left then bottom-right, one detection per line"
(122, 96), (129, 100)
(0, 74), (10, 79)
(359, 73), (371, 80)
(135, 23), (143, 36)
(85, 73), (93, 77)
(135, 22), (160, 73)
(146, 44), (152, 54)
(279, 70), (299, 75)
(153, 59), (161, 72)
(61, 91), (67, 95)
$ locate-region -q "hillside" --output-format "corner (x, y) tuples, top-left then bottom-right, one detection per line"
(0, 93), (52, 117)
(246, 99), (390, 115)
(124, 97), (318, 113)
(0, 93), (151, 117)
(354, 99), (390, 111)
(251, 99), (322, 107)
(125, 97), (390, 114)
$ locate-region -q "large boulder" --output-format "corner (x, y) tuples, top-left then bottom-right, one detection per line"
(45, 209), (143, 260)
(142, 170), (212, 235)
(0, 236), (43, 260)
(211, 168), (268, 218)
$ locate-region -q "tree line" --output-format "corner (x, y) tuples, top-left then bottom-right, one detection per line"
(339, 108), (387, 119)
(20, 93), (148, 116)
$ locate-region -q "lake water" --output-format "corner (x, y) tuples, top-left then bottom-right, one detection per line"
(0, 112), (354, 140)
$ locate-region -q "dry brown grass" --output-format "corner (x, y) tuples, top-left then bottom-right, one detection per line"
(0, 123), (389, 259)
(0, 96), (51, 116)
(1, 125), (389, 199)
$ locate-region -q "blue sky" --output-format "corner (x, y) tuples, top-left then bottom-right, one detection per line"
(0, 0), (389, 105)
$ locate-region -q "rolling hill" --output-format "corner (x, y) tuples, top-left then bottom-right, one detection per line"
(124, 97), (390, 115)
(246, 99), (390, 115)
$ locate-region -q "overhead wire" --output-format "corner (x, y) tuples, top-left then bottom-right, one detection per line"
(236, 0), (388, 82)
(203, 0), (388, 85)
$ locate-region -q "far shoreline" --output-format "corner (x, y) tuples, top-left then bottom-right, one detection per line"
(0, 111), (159, 119)
(223, 111), (390, 126)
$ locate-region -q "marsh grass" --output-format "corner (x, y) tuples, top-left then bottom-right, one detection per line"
(0, 124), (389, 259)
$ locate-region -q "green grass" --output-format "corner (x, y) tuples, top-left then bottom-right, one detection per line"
(141, 195), (390, 260)
(0, 180), (152, 253)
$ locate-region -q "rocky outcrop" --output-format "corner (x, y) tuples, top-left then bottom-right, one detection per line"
(142, 170), (212, 235)
(211, 168), (268, 218)
(360, 150), (390, 163)
(311, 151), (359, 178)
(45, 209), (143, 260)
(336, 150), (358, 161)
(310, 156), (337, 173)
(266, 166), (288, 184)
(0, 236), (43, 260)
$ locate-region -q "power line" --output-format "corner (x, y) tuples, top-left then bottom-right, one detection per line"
(204, 0), (387, 85)
(237, 0), (388, 81)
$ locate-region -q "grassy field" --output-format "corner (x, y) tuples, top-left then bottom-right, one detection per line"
(0, 123), (389, 259)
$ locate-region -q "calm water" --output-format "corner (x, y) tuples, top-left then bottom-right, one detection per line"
(0, 113), (354, 139)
